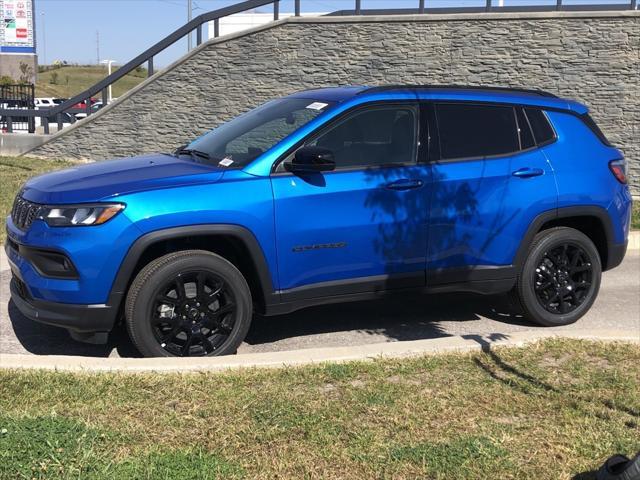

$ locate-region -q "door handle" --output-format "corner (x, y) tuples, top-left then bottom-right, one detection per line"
(512, 167), (544, 178)
(385, 179), (424, 191)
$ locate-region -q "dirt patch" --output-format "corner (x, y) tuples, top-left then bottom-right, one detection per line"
(539, 353), (573, 368)
(319, 383), (338, 394)
(386, 374), (423, 386)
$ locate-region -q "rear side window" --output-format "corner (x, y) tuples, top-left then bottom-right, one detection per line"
(580, 113), (613, 147)
(434, 103), (519, 160)
(524, 108), (555, 145)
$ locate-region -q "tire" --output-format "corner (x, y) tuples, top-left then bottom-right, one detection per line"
(597, 453), (640, 480)
(512, 227), (602, 327)
(125, 250), (252, 358)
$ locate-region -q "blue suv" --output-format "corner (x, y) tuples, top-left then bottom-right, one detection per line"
(6, 86), (632, 357)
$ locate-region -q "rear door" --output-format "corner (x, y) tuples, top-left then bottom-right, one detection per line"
(425, 101), (557, 284)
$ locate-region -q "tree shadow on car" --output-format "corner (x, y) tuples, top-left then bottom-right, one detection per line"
(7, 300), (140, 357)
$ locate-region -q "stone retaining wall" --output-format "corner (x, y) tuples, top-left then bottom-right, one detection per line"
(31, 11), (640, 192)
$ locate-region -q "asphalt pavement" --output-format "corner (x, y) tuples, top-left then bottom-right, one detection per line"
(1, 250), (638, 358)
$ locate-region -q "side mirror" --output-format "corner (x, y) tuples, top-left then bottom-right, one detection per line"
(285, 146), (336, 173)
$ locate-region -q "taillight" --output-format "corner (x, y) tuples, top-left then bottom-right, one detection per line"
(608, 159), (628, 184)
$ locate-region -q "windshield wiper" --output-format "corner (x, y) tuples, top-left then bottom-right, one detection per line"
(174, 146), (212, 162)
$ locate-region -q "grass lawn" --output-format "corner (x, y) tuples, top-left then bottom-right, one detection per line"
(632, 201), (640, 230)
(0, 157), (75, 244)
(36, 66), (147, 99)
(0, 339), (639, 479)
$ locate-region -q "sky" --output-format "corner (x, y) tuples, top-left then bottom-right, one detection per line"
(36, 0), (628, 67)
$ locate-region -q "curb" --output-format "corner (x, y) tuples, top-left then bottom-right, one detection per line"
(629, 229), (640, 251)
(0, 329), (638, 373)
(1, 231), (638, 274)
(0, 248), (6, 273)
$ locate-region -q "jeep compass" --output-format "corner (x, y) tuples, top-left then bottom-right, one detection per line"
(6, 85), (632, 357)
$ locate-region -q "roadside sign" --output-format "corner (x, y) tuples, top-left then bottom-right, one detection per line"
(0, 0), (35, 53)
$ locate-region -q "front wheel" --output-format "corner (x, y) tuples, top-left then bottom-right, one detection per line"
(125, 250), (252, 357)
(513, 227), (602, 327)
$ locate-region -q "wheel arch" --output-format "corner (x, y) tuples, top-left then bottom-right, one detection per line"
(514, 206), (615, 271)
(107, 225), (277, 315)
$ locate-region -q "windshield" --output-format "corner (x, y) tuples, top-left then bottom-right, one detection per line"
(183, 97), (334, 168)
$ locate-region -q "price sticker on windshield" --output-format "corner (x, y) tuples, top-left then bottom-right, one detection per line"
(306, 102), (329, 111)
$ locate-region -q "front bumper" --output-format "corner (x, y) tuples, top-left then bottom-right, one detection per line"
(9, 275), (116, 344)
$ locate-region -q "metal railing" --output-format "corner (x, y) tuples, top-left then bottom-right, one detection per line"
(0, 84), (35, 133)
(1, 0), (637, 134)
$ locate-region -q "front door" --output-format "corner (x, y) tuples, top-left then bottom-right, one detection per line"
(271, 102), (431, 299)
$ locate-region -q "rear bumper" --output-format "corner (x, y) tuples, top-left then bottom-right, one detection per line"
(9, 276), (116, 344)
(605, 240), (628, 271)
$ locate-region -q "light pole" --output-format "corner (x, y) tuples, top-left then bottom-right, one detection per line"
(100, 59), (117, 103)
(187, 0), (193, 51)
(40, 12), (46, 65)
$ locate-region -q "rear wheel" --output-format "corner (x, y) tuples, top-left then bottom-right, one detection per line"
(513, 227), (601, 327)
(125, 250), (252, 357)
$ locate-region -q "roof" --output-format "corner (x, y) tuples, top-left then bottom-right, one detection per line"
(361, 85), (558, 98)
(289, 86), (368, 102)
(290, 84), (588, 114)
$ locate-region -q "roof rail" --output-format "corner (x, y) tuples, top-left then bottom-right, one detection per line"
(360, 85), (559, 98)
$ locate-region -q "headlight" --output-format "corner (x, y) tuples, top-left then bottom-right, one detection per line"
(38, 204), (125, 227)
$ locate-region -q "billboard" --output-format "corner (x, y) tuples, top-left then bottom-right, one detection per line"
(0, 0), (35, 54)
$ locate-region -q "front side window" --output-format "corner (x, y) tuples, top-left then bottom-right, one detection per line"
(305, 104), (419, 169)
(435, 103), (519, 160)
(185, 98), (334, 167)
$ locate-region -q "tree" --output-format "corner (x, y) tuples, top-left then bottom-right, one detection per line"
(50, 71), (59, 85)
(18, 62), (34, 84)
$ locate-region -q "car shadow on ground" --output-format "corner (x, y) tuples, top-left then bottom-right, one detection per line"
(244, 292), (530, 346)
(7, 300), (140, 358)
(7, 292), (531, 358)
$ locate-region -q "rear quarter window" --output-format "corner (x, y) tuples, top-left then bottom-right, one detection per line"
(524, 108), (556, 145)
(515, 108), (536, 150)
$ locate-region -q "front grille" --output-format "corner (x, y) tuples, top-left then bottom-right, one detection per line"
(11, 195), (41, 231)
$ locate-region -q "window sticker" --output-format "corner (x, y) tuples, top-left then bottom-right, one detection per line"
(219, 158), (234, 167)
(306, 102), (329, 111)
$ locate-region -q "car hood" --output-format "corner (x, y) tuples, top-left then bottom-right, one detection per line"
(21, 154), (226, 204)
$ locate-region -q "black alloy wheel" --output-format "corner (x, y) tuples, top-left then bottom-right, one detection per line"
(125, 250), (252, 358)
(151, 270), (236, 356)
(513, 227), (602, 327)
(534, 242), (593, 315)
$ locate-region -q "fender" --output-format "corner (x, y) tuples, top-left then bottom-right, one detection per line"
(513, 205), (617, 270)
(105, 224), (278, 313)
